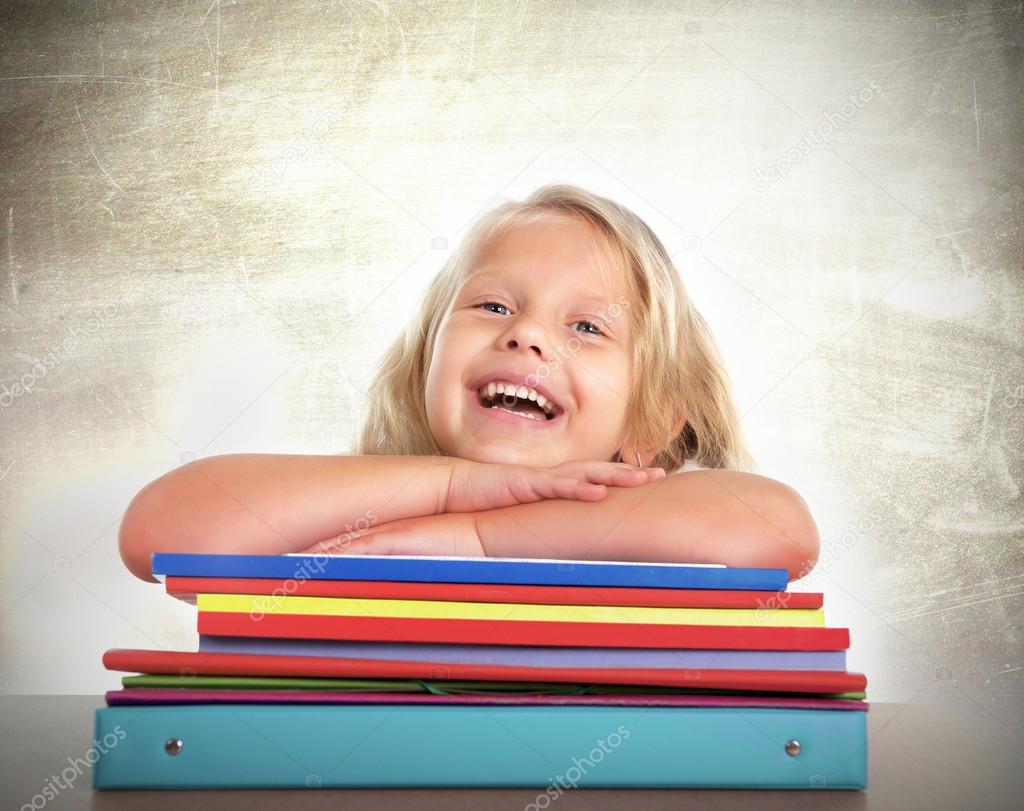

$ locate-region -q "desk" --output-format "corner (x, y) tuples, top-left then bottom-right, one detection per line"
(1, 696), (1020, 809)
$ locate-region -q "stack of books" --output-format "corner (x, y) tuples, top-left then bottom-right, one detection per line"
(93, 552), (868, 790)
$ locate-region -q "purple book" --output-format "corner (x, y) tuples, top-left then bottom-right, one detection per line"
(107, 688), (866, 711)
(198, 635), (847, 671)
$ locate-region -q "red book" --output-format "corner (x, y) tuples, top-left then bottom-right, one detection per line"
(167, 576), (822, 609)
(103, 648), (867, 695)
(198, 611), (850, 651)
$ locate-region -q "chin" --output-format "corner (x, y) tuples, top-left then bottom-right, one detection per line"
(463, 444), (540, 467)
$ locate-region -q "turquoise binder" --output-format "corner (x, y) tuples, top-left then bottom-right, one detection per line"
(92, 704), (867, 789)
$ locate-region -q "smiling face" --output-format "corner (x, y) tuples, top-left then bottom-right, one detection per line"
(424, 215), (636, 467)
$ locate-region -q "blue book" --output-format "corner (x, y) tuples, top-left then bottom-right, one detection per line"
(92, 704), (866, 789)
(151, 552), (789, 591)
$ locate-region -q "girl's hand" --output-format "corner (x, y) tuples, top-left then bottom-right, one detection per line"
(443, 458), (666, 514)
(299, 513), (485, 558)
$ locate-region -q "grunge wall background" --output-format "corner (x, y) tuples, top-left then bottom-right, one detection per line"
(1, 1), (1021, 738)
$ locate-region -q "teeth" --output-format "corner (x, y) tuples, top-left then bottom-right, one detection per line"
(495, 406), (544, 421)
(478, 380), (559, 417)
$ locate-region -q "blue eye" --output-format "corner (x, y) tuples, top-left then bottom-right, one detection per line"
(576, 320), (604, 336)
(476, 302), (604, 337)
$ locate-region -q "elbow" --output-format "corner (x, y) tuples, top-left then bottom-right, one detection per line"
(118, 478), (162, 583)
(118, 461), (201, 584)
(773, 483), (820, 583)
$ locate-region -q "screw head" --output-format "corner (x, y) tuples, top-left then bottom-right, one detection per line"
(164, 738), (183, 756)
(785, 739), (802, 756)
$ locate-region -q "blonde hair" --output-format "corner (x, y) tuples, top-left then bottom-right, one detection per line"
(355, 184), (756, 472)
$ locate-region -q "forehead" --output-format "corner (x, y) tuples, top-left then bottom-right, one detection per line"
(465, 216), (629, 301)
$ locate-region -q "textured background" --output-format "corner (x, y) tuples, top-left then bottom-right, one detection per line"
(1, 0), (1021, 748)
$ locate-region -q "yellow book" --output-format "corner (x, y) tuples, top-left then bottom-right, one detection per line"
(197, 593), (825, 627)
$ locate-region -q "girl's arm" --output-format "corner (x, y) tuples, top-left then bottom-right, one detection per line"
(118, 453), (458, 582)
(117, 453), (661, 582)
(473, 470), (820, 581)
(303, 470), (819, 580)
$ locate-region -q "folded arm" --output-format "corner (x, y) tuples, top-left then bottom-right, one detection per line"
(118, 453), (457, 582)
(325, 470), (822, 582)
(473, 470), (820, 581)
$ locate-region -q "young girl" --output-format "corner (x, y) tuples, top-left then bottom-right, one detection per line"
(119, 185), (819, 583)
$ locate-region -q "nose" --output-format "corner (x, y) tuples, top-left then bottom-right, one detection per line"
(500, 316), (549, 359)
(507, 337), (542, 356)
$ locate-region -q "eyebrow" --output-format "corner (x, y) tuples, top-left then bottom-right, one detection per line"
(574, 293), (618, 309)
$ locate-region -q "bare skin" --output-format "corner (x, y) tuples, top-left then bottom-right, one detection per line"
(119, 218), (820, 582)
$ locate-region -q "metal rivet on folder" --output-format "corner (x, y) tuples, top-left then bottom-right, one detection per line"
(164, 738), (183, 756)
(785, 739), (801, 757)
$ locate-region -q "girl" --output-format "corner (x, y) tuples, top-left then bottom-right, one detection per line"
(119, 185), (819, 583)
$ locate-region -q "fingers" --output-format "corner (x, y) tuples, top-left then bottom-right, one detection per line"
(580, 463), (667, 486)
(548, 476), (607, 501)
(539, 463), (667, 503)
(608, 466), (665, 482)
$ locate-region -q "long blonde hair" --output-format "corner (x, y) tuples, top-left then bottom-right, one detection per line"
(355, 184), (756, 472)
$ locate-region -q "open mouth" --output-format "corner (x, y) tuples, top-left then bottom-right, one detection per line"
(474, 382), (564, 422)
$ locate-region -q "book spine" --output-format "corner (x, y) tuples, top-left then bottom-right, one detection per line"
(195, 593), (826, 627)
(102, 648), (868, 694)
(151, 553), (789, 590)
(198, 612), (852, 650)
(196, 635), (849, 670)
(166, 576), (824, 609)
(93, 704), (867, 789)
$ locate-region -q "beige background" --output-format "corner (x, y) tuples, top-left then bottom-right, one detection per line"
(1, 0), (1021, 746)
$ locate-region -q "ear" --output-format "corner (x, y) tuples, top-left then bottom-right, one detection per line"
(669, 411), (686, 439)
(622, 413), (688, 466)
(630, 415), (688, 464)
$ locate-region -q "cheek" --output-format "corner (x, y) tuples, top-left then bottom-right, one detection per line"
(425, 329), (458, 391)
(578, 358), (632, 419)
(423, 328), (466, 427)
(429, 321), (480, 377)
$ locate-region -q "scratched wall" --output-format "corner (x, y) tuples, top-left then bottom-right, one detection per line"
(1, 0), (1021, 737)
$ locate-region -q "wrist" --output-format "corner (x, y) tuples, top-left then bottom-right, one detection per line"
(470, 504), (499, 556)
(433, 454), (465, 515)
(439, 456), (486, 514)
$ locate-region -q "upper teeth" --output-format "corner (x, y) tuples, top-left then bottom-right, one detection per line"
(479, 381), (558, 416)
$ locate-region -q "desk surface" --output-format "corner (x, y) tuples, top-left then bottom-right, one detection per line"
(1, 696), (1021, 810)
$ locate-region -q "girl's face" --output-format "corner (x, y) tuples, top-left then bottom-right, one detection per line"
(425, 216), (635, 468)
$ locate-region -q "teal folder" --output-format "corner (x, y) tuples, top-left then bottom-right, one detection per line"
(92, 704), (867, 789)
